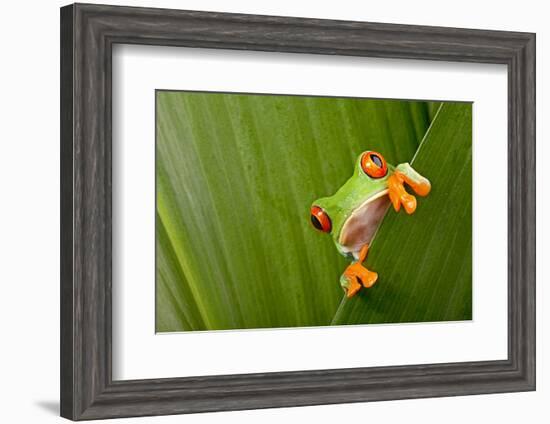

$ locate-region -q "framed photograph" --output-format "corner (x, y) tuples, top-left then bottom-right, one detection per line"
(60, 3), (535, 420)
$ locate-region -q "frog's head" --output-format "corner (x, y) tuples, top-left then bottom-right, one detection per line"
(310, 151), (393, 259)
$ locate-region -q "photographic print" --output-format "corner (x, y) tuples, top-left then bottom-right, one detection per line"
(155, 91), (472, 332)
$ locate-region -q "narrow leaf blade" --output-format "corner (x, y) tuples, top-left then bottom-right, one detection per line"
(332, 102), (472, 325)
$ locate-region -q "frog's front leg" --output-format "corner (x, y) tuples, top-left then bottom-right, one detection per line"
(387, 163), (431, 214)
(339, 244), (378, 298)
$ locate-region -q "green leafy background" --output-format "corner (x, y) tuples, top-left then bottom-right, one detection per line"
(156, 91), (471, 332)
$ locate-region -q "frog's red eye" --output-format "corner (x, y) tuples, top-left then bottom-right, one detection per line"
(361, 151), (388, 178)
(310, 206), (332, 233)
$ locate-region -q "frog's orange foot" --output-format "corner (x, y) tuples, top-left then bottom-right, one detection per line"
(388, 174), (417, 214)
(340, 262), (378, 298)
(387, 168), (431, 215)
(340, 274), (362, 298)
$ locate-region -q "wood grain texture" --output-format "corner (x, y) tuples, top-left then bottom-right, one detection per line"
(60, 4), (74, 418)
(60, 2), (536, 420)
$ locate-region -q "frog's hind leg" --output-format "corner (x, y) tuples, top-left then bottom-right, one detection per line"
(340, 244), (378, 298)
(357, 243), (370, 262)
(355, 244), (378, 288)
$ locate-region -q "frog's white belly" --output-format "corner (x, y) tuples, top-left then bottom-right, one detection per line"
(338, 190), (390, 259)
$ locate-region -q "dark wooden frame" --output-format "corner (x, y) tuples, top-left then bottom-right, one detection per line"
(60, 3), (536, 420)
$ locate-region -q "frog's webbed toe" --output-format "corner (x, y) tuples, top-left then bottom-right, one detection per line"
(388, 176), (417, 214)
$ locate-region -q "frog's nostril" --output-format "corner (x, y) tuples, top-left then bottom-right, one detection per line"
(310, 205), (332, 233)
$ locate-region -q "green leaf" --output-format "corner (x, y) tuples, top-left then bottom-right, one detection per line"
(331, 102), (472, 325)
(155, 92), (436, 331)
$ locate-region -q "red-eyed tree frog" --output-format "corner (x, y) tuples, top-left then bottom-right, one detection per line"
(310, 151), (431, 298)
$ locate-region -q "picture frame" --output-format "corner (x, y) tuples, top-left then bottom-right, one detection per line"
(60, 3), (535, 420)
